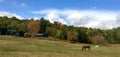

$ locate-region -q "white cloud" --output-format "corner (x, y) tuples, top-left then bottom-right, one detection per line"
(116, 13), (120, 25)
(33, 9), (120, 29)
(66, 10), (117, 29)
(27, 17), (40, 20)
(0, 11), (23, 19)
(45, 13), (67, 24)
(20, 3), (27, 7)
(33, 9), (60, 14)
(12, 2), (28, 8)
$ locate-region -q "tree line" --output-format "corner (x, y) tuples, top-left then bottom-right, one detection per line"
(0, 16), (120, 44)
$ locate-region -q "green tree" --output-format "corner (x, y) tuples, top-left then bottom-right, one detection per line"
(55, 30), (67, 40)
(40, 18), (52, 33)
(17, 21), (27, 32)
(77, 28), (91, 43)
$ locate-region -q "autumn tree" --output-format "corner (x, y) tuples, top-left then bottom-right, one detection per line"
(90, 34), (108, 45)
(27, 19), (40, 37)
(54, 21), (62, 29)
(67, 31), (72, 41)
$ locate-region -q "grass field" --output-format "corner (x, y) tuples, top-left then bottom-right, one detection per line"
(0, 35), (120, 57)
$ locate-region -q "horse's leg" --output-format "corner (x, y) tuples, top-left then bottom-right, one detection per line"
(89, 47), (91, 50)
(82, 47), (84, 51)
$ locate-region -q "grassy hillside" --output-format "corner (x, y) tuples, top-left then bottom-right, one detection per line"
(0, 35), (120, 57)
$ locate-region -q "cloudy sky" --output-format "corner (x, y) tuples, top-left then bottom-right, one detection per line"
(0, 0), (120, 29)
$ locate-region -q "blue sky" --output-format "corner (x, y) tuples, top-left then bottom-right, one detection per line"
(0, 0), (120, 29)
(0, 0), (120, 17)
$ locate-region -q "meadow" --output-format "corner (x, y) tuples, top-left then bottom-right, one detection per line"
(0, 35), (120, 57)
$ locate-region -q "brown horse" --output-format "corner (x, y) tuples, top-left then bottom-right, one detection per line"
(82, 45), (91, 51)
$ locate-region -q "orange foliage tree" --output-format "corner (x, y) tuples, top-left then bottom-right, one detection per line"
(27, 19), (40, 37)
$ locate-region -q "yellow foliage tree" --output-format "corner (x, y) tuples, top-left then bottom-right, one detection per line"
(67, 31), (73, 41)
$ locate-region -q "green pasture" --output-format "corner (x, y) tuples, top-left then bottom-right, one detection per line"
(0, 35), (120, 57)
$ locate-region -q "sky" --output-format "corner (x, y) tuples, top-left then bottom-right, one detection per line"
(0, 0), (120, 29)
